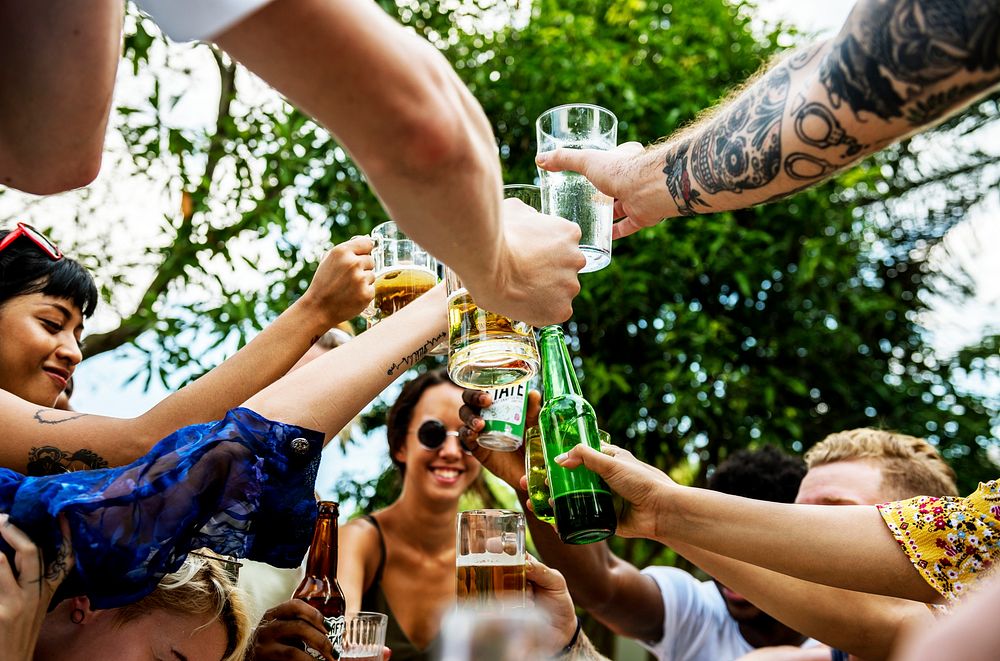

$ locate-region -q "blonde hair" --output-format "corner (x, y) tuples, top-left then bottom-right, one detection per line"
(112, 550), (252, 661)
(804, 428), (958, 499)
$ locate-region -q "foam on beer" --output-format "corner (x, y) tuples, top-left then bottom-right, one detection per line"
(456, 552), (524, 567)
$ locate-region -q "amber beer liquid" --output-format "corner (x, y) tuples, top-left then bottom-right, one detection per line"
(294, 501), (347, 659)
(372, 267), (437, 318)
(446, 289), (538, 388)
(456, 553), (527, 608)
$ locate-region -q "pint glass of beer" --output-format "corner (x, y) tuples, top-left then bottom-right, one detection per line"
(439, 606), (551, 661)
(363, 221), (438, 326)
(536, 104), (618, 272)
(524, 426), (556, 524)
(340, 612), (388, 661)
(456, 510), (526, 609)
(445, 267), (538, 389)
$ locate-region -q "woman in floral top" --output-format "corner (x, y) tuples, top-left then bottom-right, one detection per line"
(552, 441), (999, 606)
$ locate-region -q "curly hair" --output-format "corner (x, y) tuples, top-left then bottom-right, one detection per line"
(707, 445), (807, 503)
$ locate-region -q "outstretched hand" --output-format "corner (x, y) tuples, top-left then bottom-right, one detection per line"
(525, 555), (580, 656)
(0, 514), (74, 661)
(459, 388), (541, 491)
(555, 442), (674, 540)
(535, 141), (665, 239)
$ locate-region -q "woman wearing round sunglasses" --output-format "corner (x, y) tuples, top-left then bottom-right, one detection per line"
(0, 222), (376, 474)
(336, 368), (479, 661)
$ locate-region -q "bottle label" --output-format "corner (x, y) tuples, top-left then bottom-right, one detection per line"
(480, 383), (528, 440)
(305, 614), (345, 659)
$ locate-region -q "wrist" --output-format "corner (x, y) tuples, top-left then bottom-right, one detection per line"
(552, 616), (582, 658)
(292, 292), (341, 335)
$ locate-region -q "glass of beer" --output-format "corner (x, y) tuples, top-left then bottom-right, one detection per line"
(340, 611), (388, 661)
(456, 509), (526, 609)
(362, 221), (438, 327)
(445, 267), (538, 389)
(536, 104), (618, 273)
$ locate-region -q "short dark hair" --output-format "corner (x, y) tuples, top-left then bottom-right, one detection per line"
(385, 368), (455, 477)
(708, 445), (806, 503)
(0, 228), (98, 317)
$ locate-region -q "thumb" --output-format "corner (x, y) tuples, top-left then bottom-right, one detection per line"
(525, 554), (567, 593)
(536, 147), (597, 174)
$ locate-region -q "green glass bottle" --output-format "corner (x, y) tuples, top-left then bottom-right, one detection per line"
(537, 325), (616, 544)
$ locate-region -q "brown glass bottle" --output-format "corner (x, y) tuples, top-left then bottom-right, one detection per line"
(294, 501), (346, 659)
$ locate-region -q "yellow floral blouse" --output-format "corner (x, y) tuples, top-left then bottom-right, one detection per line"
(878, 481), (1000, 603)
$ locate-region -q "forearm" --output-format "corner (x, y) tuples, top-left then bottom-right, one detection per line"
(216, 0), (505, 280)
(525, 503), (663, 641)
(134, 296), (332, 448)
(657, 487), (941, 604)
(0, 0), (121, 193)
(642, 0), (1000, 219)
(674, 542), (931, 659)
(244, 285), (447, 437)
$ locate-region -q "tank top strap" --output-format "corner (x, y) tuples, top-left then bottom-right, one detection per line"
(361, 513), (388, 584)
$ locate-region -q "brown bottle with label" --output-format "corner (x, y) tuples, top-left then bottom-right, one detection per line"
(293, 501), (346, 659)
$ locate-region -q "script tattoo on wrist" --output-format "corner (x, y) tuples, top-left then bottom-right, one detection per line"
(27, 446), (109, 476)
(386, 331), (447, 376)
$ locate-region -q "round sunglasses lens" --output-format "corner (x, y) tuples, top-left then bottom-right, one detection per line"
(418, 420), (447, 449)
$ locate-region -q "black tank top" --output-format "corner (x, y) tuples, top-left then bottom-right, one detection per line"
(360, 514), (438, 661)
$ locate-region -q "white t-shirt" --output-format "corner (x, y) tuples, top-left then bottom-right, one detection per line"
(640, 566), (820, 661)
(133, 0), (275, 41)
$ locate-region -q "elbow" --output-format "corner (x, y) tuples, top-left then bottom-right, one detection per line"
(6, 151), (103, 195)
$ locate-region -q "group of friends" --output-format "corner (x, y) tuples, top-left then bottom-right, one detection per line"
(1, 0), (999, 660)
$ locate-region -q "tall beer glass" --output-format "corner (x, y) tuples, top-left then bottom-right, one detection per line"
(536, 104), (618, 272)
(439, 606), (551, 661)
(363, 221), (438, 326)
(446, 269), (538, 389)
(456, 510), (526, 609)
(524, 426), (556, 524)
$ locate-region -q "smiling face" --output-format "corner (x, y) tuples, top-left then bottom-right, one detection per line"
(0, 293), (83, 406)
(394, 382), (481, 500)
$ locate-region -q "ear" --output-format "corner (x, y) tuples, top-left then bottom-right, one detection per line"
(392, 444), (407, 467)
(69, 595), (99, 624)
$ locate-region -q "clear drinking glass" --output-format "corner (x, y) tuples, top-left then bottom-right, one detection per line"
(456, 510), (526, 610)
(536, 104), (618, 273)
(341, 611), (388, 661)
(445, 268), (538, 389)
(362, 221), (438, 327)
(438, 606), (551, 661)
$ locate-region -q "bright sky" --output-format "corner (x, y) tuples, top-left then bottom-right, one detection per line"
(1, 1), (996, 492)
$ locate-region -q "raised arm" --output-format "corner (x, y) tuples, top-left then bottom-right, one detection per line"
(0, 1), (122, 194)
(557, 443), (943, 604)
(537, 0), (1000, 236)
(672, 541), (932, 659)
(0, 239), (374, 473)
(211, 0), (584, 326)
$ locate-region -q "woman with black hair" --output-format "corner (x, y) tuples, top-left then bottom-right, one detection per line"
(333, 368), (478, 661)
(0, 222), (374, 474)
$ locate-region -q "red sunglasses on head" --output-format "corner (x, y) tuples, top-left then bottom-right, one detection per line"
(0, 222), (63, 261)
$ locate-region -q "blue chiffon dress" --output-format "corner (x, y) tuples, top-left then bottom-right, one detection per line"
(0, 407), (324, 609)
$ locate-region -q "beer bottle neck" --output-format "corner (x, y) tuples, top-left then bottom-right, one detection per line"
(539, 326), (582, 399)
(305, 509), (339, 580)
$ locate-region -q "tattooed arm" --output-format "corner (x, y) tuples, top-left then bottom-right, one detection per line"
(536, 0), (1000, 235)
(243, 283), (448, 440)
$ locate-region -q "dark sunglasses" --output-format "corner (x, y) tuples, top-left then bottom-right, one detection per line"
(0, 222), (63, 260)
(414, 419), (473, 455)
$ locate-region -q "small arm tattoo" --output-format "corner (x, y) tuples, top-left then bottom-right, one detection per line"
(27, 446), (109, 476)
(33, 409), (89, 425)
(386, 331), (447, 376)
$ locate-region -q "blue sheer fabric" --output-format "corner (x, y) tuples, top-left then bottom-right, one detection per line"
(0, 408), (323, 609)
